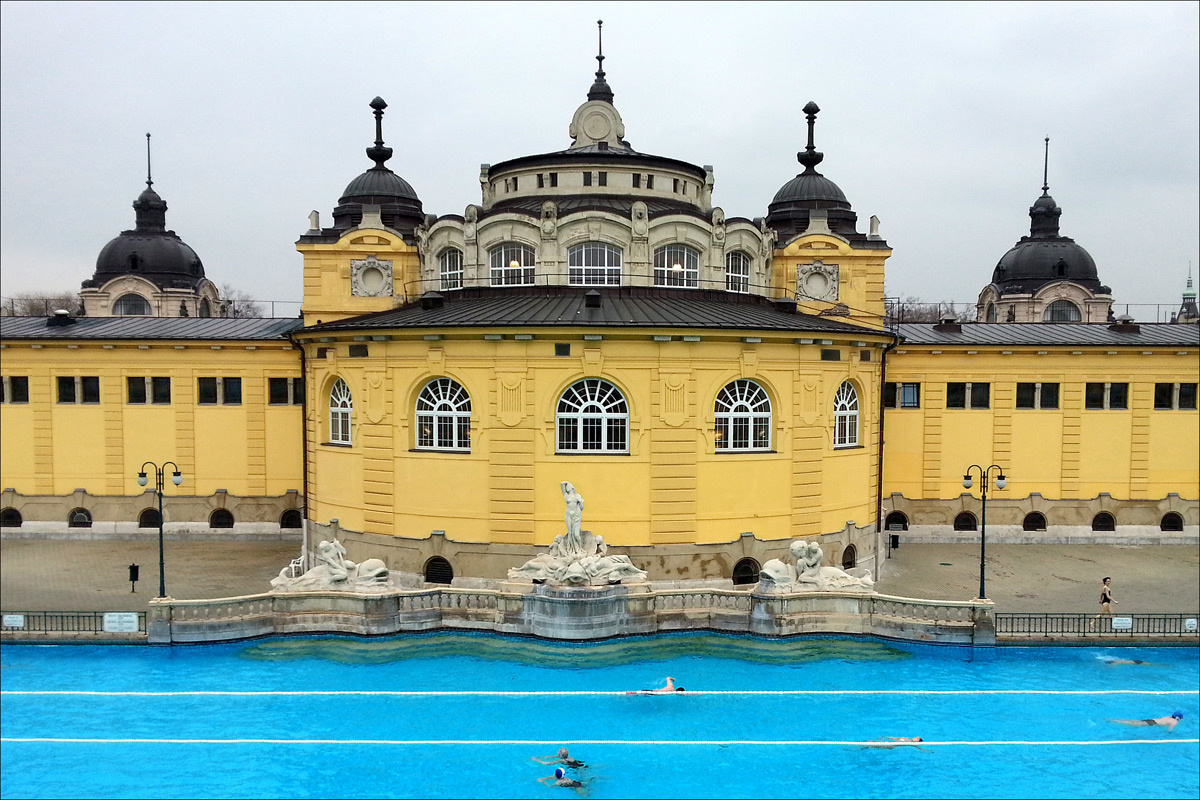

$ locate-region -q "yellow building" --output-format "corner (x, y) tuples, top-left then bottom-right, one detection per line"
(1, 50), (1196, 584)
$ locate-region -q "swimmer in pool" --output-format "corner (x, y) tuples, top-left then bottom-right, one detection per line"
(626, 676), (685, 694)
(1101, 658), (1150, 665)
(538, 767), (583, 789)
(532, 747), (586, 768)
(868, 736), (927, 750)
(1108, 712), (1183, 732)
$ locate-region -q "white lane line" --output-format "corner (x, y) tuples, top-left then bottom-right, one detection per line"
(3, 689), (1197, 697)
(2, 737), (1197, 746)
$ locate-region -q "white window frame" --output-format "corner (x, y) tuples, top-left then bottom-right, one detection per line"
(715, 379), (771, 451)
(416, 378), (472, 451)
(113, 293), (152, 316)
(725, 251), (751, 294)
(653, 244), (700, 288)
(329, 378), (353, 445)
(489, 243), (536, 286)
(568, 242), (622, 286)
(439, 248), (463, 291)
(556, 379), (629, 453)
(833, 381), (859, 448)
(1043, 300), (1081, 322)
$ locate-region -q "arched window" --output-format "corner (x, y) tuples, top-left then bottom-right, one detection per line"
(715, 379), (771, 451)
(1091, 512), (1115, 532)
(0, 508), (22, 527)
(68, 508), (92, 528)
(210, 509), (234, 529)
(329, 378), (352, 445)
(280, 509), (303, 529)
(954, 512), (977, 531)
(732, 557), (760, 585)
(199, 297), (212, 318)
(424, 556), (454, 585)
(1044, 300), (1081, 322)
(653, 244), (700, 288)
(416, 378), (471, 451)
(833, 382), (859, 448)
(489, 243), (536, 286)
(985, 303), (997, 322)
(138, 508), (161, 529)
(1022, 512), (1047, 532)
(885, 512), (909, 531)
(568, 242), (622, 286)
(439, 248), (463, 290)
(842, 544), (857, 569)
(556, 379), (629, 453)
(725, 251), (751, 293)
(113, 293), (152, 316)
(1160, 512), (1184, 532)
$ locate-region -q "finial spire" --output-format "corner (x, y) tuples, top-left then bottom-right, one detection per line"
(587, 20), (614, 104)
(365, 97), (393, 170)
(1042, 136), (1050, 194)
(796, 101), (824, 174)
(145, 132), (153, 188)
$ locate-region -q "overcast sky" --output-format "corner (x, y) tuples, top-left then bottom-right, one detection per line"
(2, 1), (1197, 319)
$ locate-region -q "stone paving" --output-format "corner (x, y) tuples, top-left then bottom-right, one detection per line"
(1, 537), (1197, 615)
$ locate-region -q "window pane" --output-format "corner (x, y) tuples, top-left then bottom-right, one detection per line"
(292, 379), (305, 405)
(1154, 383), (1174, 410)
(582, 417), (603, 449)
(1179, 383), (1198, 410)
(198, 377), (218, 405)
(80, 376), (100, 403)
(57, 377), (76, 403)
(715, 418), (730, 449)
(128, 377), (147, 405)
(269, 378), (289, 405)
(457, 418), (471, 449)
(946, 383), (966, 408)
(883, 382), (897, 408)
(970, 383), (990, 409)
(1040, 383), (1059, 409)
(11, 376), (29, 403)
(558, 419), (575, 451)
(223, 377), (242, 405)
(151, 377), (170, 404)
(1108, 383), (1127, 409)
(1085, 382), (1105, 409)
(1016, 383), (1036, 409)
(606, 417), (626, 451)
(900, 383), (920, 408)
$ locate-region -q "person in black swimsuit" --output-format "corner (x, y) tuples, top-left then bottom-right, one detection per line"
(1108, 712), (1183, 732)
(532, 748), (586, 769)
(538, 768), (584, 789)
(1090, 577), (1117, 629)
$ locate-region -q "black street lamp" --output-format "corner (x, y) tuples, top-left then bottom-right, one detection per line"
(138, 461), (182, 598)
(963, 464), (1006, 601)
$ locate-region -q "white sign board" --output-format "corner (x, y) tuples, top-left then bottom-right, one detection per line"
(103, 612), (140, 633)
(2, 614), (25, 628)
(1110, 616), (1133, 631)
(1185, 618), (1198, 632)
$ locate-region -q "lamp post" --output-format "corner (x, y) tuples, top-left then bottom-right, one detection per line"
(138, 461), (182, 598)
(962, 464), (1006, 601)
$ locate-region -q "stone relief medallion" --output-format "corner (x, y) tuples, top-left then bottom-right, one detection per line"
(351, 255), (394, 297)
(797, 261), (839, 302)
(582, 112), (612, 140)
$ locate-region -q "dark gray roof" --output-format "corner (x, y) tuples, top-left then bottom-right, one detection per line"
(489, 194), (706, 222)
(303, 287), (887, 338)
(896, 322), (1200, 348)
(0, 316), (303, 341)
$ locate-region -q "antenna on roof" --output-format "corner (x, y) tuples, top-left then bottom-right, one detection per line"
(145, 132), (153, 188)
(1042, 136), (1050, 193)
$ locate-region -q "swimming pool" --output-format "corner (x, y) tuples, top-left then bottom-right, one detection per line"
(2, 634), (1197, 799)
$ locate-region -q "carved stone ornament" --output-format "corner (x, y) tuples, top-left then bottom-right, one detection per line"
(758, 539), (874, 593)
(270, 538), (393, 593)
(350, 255), (394, 297)
(797, 261), (839, 302)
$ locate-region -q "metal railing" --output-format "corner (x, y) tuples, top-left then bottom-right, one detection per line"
(995, 612), (1199, 638)
(0, 611), (147, 635)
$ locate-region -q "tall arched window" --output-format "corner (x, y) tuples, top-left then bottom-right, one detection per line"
(113, 293), (152, 316)
(715, 379), (771, 451)
(1044, 300), (1081, 322)
(568, 242), (622, 286)
(725, 251), (751, 293)
(653, 244), (700, 288)
(416, 378), (471, 451)
(329, 378), (353, 445)
(985, 303), (997, 322)
(439, 248), (463, 290)
(833, 381), (859, 448)
(489, 243), (536, 286)
(556, 379), (628, 453)
(199, 297), (212, 318)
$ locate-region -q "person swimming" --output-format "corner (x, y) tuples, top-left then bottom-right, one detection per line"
(532, 747), (585, 768)
(626, 676), (685, 694)
(537, 767), (583, 789)
(867, 736), (927, 750)
(1107, 712), (1184, 732)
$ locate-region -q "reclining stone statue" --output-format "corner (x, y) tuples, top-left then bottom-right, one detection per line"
(508, 481), (648, 586)
(758, 539), (874, 592)
(270, 537), (392, 592)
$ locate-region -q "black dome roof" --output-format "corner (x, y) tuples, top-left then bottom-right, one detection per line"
(770, 172), (850, 207)
(990, 190), (1107, 296)
(340, 167), (420, 204)
(330, 97), (424, 234)
(83, 181), (206, 291)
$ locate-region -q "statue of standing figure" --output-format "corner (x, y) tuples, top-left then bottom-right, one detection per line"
(561, 481), (585, 558)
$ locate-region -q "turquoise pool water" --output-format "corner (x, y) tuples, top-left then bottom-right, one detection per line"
(1, 634), (1197, 799)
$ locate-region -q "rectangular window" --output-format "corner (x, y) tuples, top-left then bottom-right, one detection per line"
(646, 175), (654, 189)
(537, 173), (545, 189)
(820, 349), (841, 361)
(1108, 383), (1128, 410)
(946, 382), (966, 408)
(1016, 382), (1058, 409)
(598, 171), (607, 187)
(633, 174), (641, 189)
(1040, 382), (1059, 409)
(1181, 383), (1198, 410)
(672, 178), (680, 193)
(946, 382), (990, 409)
(315, 347), (331, 359)
(128, 377), (147, 404)
(151, 377), (171, 404)
(583, 172), (592, 186)
(348, 344), (369, 358)
(1086, 382), (1129, 410)
(80, 376), (100, 403)
(1016, 382), (1036, 409)
(970, 383), (990, 409)
(884, 382), (921, 409)
(222, 377), (242, 405)
(269, 378), (290, 405)
(57, 376), (76, 403)
(1155, 382), (1174, 409)
(554, 343), (571, 357)
(512, 176), (518, 190)
(1085, 382), (1105, 409)
(550, 173), (558, 187)
(197, 377), (219, 405)
(860, 350), (872, 363)
(2, 376), (30, 404)
(1153, 382), (1196, 410)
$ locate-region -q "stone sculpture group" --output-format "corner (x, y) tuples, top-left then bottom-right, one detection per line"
(758, 539), (874, 592)
(270, 537), (393, 592)
(507, 481), (648, 586)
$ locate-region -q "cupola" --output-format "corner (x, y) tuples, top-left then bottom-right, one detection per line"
(331, 97), (424, 234)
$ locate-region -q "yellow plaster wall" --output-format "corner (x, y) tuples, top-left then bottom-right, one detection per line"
(772, 234), (890, 329)
(298, 228), (419, 326)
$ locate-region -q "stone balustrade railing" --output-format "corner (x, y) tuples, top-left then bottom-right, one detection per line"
(146, 582), (993, 646)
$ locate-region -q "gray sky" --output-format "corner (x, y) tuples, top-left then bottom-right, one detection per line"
(2, 1), (1197, 319)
